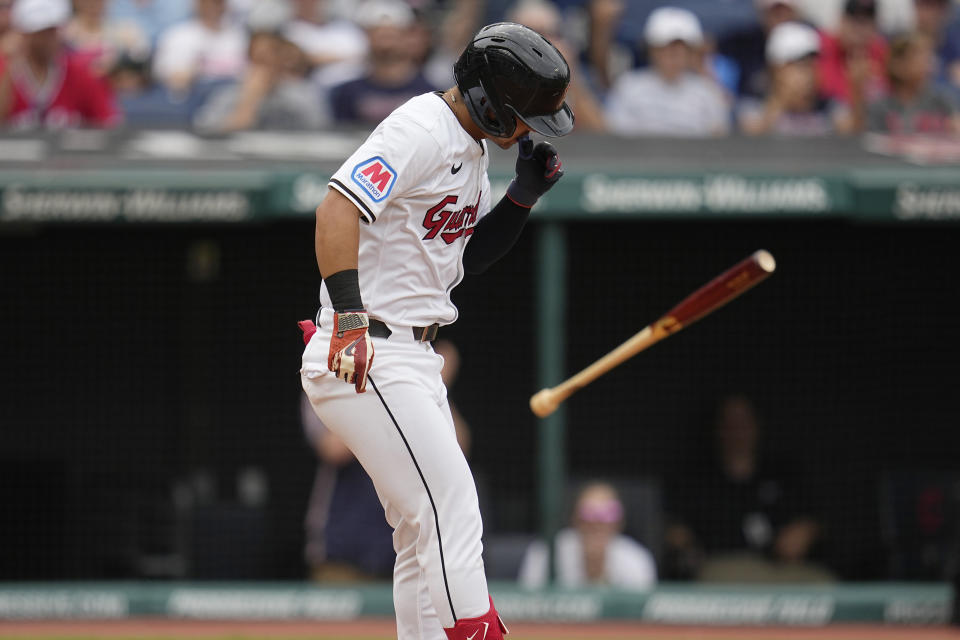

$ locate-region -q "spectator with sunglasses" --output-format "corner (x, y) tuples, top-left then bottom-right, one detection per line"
(518, 481), (657, 589)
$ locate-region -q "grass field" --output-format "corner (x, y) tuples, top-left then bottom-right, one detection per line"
(2, 620), (960, 640)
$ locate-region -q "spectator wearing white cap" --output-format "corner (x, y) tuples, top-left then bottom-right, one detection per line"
(719, 0), (807, 98)
(603, 6), (730, 137)
(738, 21), (855, 135)
(327, 0), (437, 126)
(153, 0), (248, 96)
(1, 0), (119, 128)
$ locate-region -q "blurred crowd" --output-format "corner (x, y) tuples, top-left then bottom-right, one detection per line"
(2, 0), (960, 135)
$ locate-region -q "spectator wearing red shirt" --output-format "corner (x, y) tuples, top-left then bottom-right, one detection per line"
(0, 0), (119, 129)
(818, 0), (888, 123)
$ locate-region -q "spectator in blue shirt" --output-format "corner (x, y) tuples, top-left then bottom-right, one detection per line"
(328, 0), (436, 126)
(912, 0), (960, 92)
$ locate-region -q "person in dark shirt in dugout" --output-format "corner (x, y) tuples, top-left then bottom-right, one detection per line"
(664, 394), (834, 582)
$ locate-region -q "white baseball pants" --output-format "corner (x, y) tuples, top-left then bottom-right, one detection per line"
(301, 308), (490, 639)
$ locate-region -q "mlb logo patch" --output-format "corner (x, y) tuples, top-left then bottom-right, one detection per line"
(351, 156), (397, 202)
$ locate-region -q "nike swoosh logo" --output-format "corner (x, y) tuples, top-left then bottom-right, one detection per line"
(466, 622), (489, 640)
(451, 163), (463, 174)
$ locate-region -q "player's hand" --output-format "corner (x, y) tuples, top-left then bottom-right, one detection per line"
(327, 311), (374, 393)
(506, 135), (564, 208)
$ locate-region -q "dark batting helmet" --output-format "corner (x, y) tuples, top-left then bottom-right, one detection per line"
(454, 22), (574, 138)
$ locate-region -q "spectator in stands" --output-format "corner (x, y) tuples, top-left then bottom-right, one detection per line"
(518, 480), (657, 589)
(328, 0), (436, 126)
(801, 0), (914, 36)
(108, 0), (191, 47)
(1, 0), (18, 58)
(285, 0), (368, 85)
(153, 0), (247, 97)
(193, 1), (327, 132)
(911, 0), (960, 91)
(579, 0), (628, 92)
(818, 0), (889, 115)
(106, 52), (196, 127)
(303, 339), (471, 581)
(739, 21), (856, 135)
(603, 6), (730, 137)
(505, 0), (606, 131)
(663, 395), (832, 583)
(421, 0), (484, 90)
(0, 0), (119, 128)
(866, 32), (959, 133)
(719, 0), (804, 99)
(63, 0), (150, 77)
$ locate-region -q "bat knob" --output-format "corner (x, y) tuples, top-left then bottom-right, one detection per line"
(530, 388), (559, 418)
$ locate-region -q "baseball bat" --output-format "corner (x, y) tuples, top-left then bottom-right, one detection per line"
(529, 250), (777, 418)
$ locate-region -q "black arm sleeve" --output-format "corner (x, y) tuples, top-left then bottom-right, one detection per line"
(463, 195), (531, 275)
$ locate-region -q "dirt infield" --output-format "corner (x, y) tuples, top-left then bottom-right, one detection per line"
(2, 619), (960, 640)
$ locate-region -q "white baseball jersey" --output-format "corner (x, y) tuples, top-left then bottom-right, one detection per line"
(324, 92), (493, 328)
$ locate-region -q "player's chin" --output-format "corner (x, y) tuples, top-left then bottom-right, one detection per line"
(491, 136), (519, 150)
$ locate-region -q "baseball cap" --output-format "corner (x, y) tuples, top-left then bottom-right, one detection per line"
(353, 0), (415, 29)
(766, 21), (820, 65)
(844, 0), (877, 17)
(643, 7), (704, 48)
(11, 0), (70, 33)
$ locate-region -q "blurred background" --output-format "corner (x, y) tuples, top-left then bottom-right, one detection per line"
(1, 0), (960, 629)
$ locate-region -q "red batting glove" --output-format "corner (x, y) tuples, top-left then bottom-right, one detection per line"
(327, 311), (374, 393)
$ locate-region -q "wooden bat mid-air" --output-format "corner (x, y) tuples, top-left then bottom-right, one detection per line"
(529, 250), (777, 418)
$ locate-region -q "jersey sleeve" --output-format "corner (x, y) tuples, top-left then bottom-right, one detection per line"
(328, 114), (438, 224)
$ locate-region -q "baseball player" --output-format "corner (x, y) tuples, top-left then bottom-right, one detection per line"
(299, 22), (573, 640)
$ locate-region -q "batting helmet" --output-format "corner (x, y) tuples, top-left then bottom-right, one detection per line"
(454, 22), (574, 138)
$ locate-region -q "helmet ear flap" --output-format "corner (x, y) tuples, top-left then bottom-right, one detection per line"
(461, 83), (516, 138)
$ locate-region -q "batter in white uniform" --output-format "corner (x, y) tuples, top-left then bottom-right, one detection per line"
(300, 22), (574, 640)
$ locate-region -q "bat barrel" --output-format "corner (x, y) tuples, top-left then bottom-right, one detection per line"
(664, 249), (777, 330)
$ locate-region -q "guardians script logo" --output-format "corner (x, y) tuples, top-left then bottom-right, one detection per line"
(422, 192), (481, 244)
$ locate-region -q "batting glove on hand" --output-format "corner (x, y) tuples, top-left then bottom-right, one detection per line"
(327, 311), (374, 393)
(506, 135), (564, 208)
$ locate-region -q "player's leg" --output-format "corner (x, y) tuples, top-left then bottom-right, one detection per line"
(302, 336), (503, 636)
(387, 501), (444, 640)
